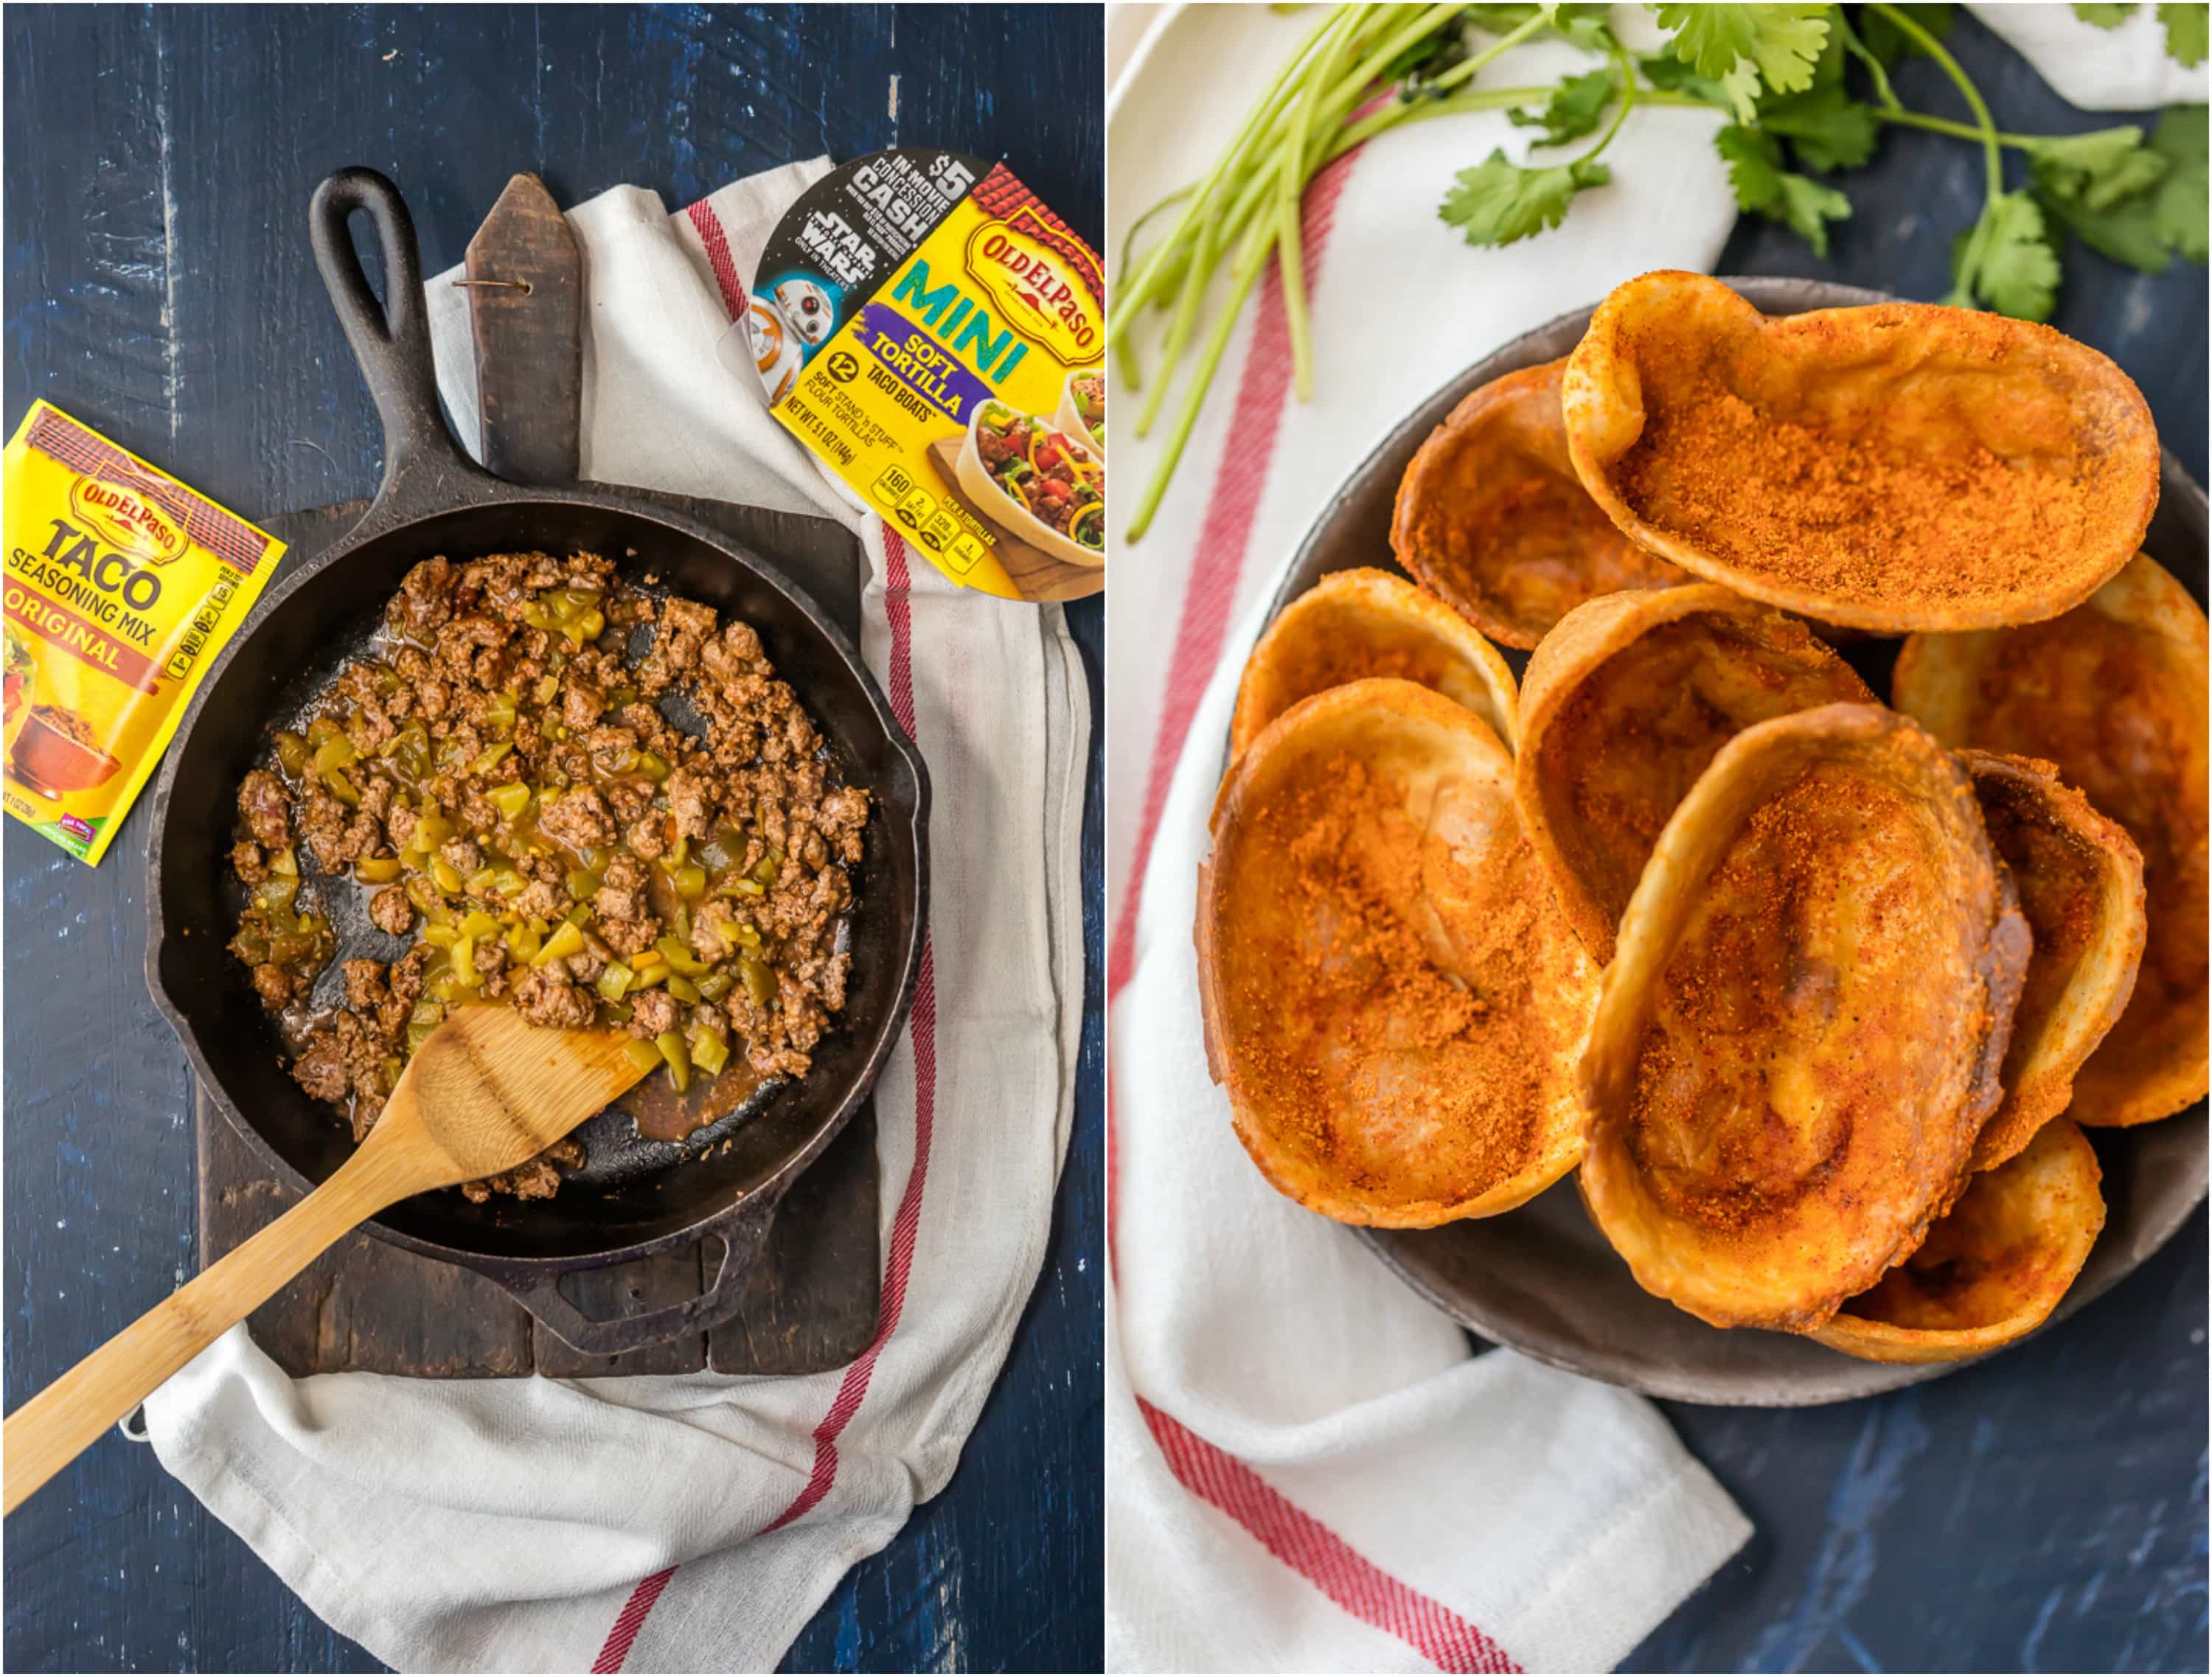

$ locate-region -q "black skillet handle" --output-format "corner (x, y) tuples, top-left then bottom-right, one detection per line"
(494, 1189), (785, 1357)
(309, 167), (493, 525)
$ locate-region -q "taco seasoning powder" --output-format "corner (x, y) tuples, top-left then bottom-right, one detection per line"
(2, 401), (285, 862)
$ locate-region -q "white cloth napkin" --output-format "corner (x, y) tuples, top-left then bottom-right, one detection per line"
(1969, 2), (2211, 111)
(1105, 8), (1752, 1671)
(142, 161), (1089, 1674)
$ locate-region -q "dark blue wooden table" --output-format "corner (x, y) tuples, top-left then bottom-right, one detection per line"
(0, 6), (1101, 1671)
(1619, 14), (2208, 1674)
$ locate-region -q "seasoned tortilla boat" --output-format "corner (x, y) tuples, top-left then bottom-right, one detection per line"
(1578, 703), (2031, 1331)
(1391, 359), (1682, 649)
(1894, 554), (2208, 1128)
(1514, 585), (1873, 963)
(1228, 568), (1518, 760)
(1197, 679), (1598, 1226)
(957, 400), (1105, 568)
(1561, 272), (2161, 633)
(1811, 1119), (2106, 1366)
(1955, 753), (2146, 1170)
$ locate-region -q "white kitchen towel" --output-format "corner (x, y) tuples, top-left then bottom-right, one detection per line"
(1970, 2), (2211, 112)
(1105, 8), (1752, 1672)
(142, 160), (1089, 1673)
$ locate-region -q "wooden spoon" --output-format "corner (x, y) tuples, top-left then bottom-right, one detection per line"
(2, 1005), (649, 1514)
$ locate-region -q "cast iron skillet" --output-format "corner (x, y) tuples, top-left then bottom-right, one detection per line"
(1253, 276), (2208, 1406)
(146, 168), (928, 1357)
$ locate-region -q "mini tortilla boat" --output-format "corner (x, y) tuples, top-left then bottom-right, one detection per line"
(1057, 368), (1104, 455)
(1809, 1118), (2105, 1365)
(1197, 678), (1599, 1226)
(1578, 703), (2031, 1331)
(1228, 568), (1518, 761)
(1894, 554), (2208, 1127)
(1562, 272), (2160, 634)
(1514, 585), (1873, 963)
(1955, 752), (2146, 1171)
(1391, 359), (1682, 649)
(957, 400), (1105, 568)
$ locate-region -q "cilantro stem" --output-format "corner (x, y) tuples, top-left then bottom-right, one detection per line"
(1123, 260), (1265, 543)
(1836, 13), (1905, 114)
(1869, 4), (2001, 199)
(1333, 83), (1565, 150)
(1877, 110), (2076, 152)
(1574, 44), (1640, 167)
(1279, 7), (1361, 402)
(1871, 2), (2008, 307)
(1117, 3), (1621, 541)
(1319, 2), (1473, 119)
(1110, 184), (1193, 392)
(1128, 6), (1379, 435)
(1109, 3), (1343, 351)
(1417, 8), (1552, 97)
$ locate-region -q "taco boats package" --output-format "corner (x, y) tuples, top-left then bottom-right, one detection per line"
(752, 149), (1105, 602)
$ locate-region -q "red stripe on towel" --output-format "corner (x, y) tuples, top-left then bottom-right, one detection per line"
(1105, 144), (1516, 1673)
(686, 198), (749, 321)
(1141, 1401), (1521, 1673)
(592, 532), (939, 1667)
(762, 529), (939, 1533)
(1104, 143), (1357, 1002)
(591, 1566), (675, 1673)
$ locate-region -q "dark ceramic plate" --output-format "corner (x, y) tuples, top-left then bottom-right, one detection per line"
(1258, 276), (2209, 1406)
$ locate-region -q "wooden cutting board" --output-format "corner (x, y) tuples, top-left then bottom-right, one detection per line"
(197, 489), (883, 1380)
(193, 175), (883, 1381)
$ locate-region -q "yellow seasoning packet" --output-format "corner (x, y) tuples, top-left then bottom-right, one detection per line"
(2, 401), (285, 863)
(751, 149), (1105, 604)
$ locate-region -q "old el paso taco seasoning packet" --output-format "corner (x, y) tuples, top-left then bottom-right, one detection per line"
(2, 401), (285, 863)
(751, 149), (1105, 603)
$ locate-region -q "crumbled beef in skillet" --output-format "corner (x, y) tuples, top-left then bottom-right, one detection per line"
(225, 549), (867, 1201)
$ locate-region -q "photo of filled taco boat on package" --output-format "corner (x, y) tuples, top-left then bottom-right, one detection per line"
(957, 395), (1105, 571)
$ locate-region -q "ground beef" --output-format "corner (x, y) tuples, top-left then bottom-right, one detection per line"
(389, 946), (431, 1003)
(459, 1138), (585, 1204)
(341, 958), (387, 1011)
(539, 787), (616, 851)
(232, 840), (270, 885)
(638, 597), (716, 692)
(594, 851), (652, 924)
(599, 915), (661, 960)
(238, 770), (291, 850)
(666, 765), (717, 840)
(291, 1034), (352, 1104)
(392, 554), (455, 637)
(561, 679), (602, 731)
(369, 885), (414, 935)
(228, 549), (868, 1202)
(513, 876), (568, 921)
(512, 967), (597, 1030)
(627, 988), (680, 1039)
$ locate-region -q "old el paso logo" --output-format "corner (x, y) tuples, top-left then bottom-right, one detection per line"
(963, 217), (1097, 366)
(69, 475), (184, 565)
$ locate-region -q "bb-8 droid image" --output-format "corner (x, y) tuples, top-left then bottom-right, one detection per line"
(773, 275), (838, 347)
(746, 273), (841, 405)
(746, 293), (804, 405)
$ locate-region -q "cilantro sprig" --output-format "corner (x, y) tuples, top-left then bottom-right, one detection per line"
(1114, 1), (2211, 542)
(1656, 2), (1833, 119)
